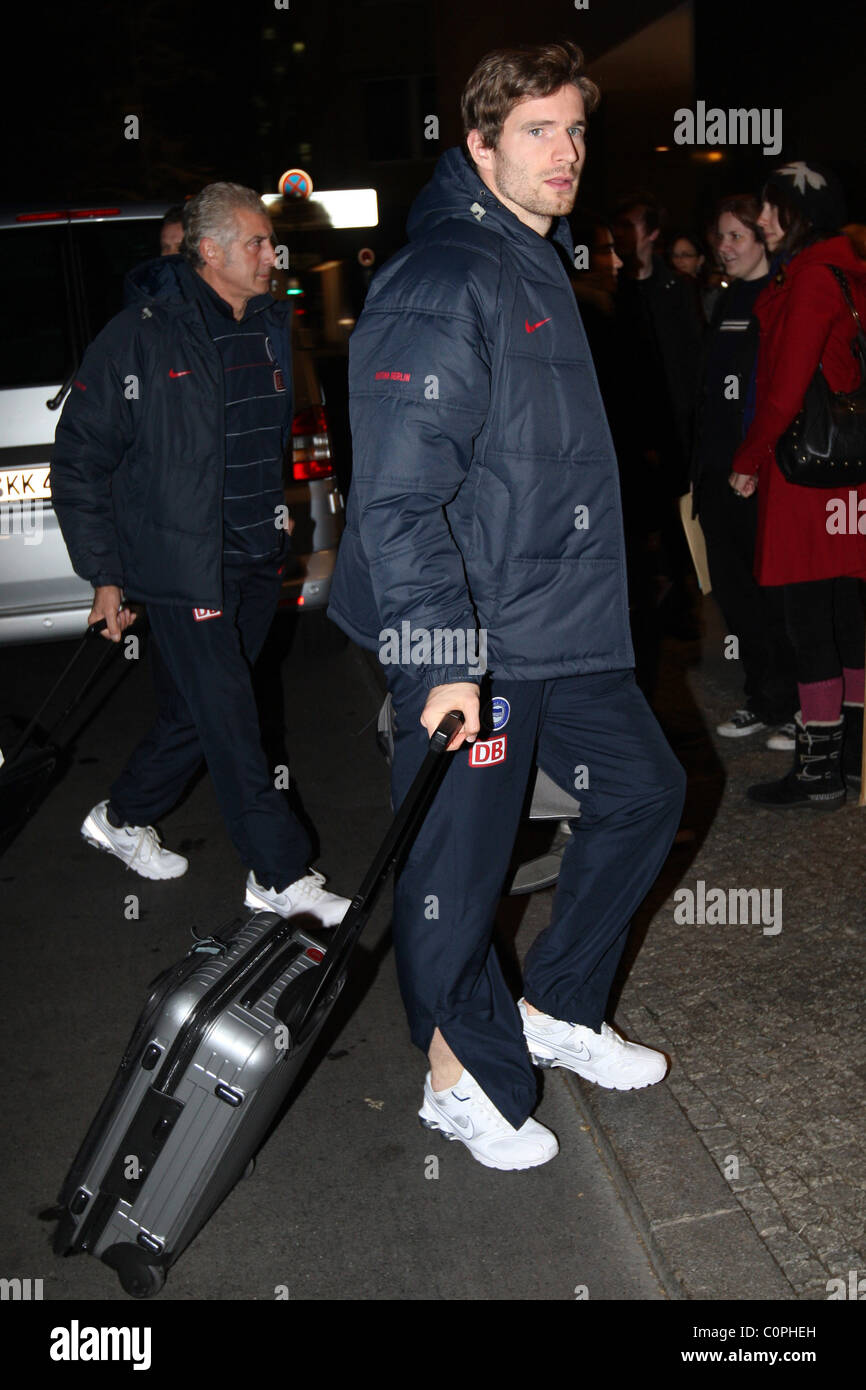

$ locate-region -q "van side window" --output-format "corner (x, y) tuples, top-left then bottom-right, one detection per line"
(0, 227), (72, 388)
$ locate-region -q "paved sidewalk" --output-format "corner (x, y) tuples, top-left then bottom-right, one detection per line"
(547, 600), (866, 1301)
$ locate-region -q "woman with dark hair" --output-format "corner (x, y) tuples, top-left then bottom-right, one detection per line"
(693, 194), (798, 747)
(730, 162), (866, 808)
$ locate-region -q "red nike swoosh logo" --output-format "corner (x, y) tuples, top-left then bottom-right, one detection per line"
(169, 368), (191, 377)
(525, 317), (551, 333)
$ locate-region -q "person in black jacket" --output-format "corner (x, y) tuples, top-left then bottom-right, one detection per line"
(692, 194), (798, 746)
(612, 195), (705, 638)
(51, 183), (349, 926)
(569, 209), (662, 696)
(329, 44), (686, 1171)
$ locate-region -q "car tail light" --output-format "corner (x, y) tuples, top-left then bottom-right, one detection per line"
(68, 207), (122, 220)
(292, 405), (333, 480)
(15, 208), (121, 222)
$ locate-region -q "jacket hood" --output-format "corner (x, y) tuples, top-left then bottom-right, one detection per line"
(407, 146), (575, 259)
(123, 254), (191, 307)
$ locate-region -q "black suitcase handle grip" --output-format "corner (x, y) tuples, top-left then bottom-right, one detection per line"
(428, 709), (465, 753)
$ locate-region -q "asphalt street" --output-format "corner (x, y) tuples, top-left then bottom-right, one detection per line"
(0, 613), (667, 1304)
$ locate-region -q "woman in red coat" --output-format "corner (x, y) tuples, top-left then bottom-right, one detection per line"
(730, 162), (866, 809)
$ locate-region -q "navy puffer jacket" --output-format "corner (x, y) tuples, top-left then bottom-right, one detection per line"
(50, 257), (293, 607)
(328, 147), (634, 684)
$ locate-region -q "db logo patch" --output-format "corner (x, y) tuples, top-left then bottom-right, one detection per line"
(192, 608), (222, 622)
(468, 734), (507, 768)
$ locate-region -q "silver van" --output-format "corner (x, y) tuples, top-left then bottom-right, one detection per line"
(0, 202), (343, 645)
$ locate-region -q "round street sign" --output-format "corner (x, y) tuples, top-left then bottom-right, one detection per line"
(279, 168), (313, 199)
(358, 247), (376, 268)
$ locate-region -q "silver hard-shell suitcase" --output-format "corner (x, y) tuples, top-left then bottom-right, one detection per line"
(51, 710), (464, 1298)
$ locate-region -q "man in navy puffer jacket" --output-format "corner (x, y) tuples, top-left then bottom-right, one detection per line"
(328, 44), (686, 1170)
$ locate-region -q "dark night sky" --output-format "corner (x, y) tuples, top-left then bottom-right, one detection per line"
(6, 0), (866, 230)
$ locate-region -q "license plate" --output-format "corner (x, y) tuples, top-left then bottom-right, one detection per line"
(0, 466), (51, 502)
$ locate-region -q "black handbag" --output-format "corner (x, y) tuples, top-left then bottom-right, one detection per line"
(775, 265), (866, 487)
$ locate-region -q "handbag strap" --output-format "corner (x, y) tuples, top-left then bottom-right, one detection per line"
(823, 265), (866, 384)
(827, 265), (863, 325)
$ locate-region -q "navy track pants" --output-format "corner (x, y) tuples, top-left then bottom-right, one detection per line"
(386, 666), (686, 1129)
(110, 562), (311, 888)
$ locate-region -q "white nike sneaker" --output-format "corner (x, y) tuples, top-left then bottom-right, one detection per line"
(519, 999), (668, 1090)
(418, 1068), (559, 1171)
(80, 801), (188, 880)
(244, 868), (350, 926)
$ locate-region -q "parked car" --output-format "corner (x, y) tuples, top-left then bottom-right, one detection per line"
(0, 202), (343, 646)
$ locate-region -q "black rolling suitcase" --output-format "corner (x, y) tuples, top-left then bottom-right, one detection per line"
(0, 618), (118, 853)
(51, 709), (464, 1298)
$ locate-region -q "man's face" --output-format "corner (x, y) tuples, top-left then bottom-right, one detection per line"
(716, 212), (767, 281)
(468, 85), (586, 236)
(160, 220), (184, 256)
(612, 206), (656, 263)
(757, 201), (784, 254)
(199, 208), (276, 308)
(592, 225), (623, 293)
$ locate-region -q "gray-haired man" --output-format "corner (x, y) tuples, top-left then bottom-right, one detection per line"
(51, 183), (349, 925)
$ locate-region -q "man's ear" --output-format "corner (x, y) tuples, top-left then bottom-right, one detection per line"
(199, 237), (219, 264)
(466, 128), (494, 171)
(647, 226), (660, 246)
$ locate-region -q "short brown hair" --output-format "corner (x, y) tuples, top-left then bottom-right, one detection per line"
(461, 42), (600, 152)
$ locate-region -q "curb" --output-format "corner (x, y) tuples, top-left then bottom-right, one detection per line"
(561, 1026), (795, 1301)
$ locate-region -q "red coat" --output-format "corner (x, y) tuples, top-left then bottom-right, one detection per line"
(732, 235), (866, 585)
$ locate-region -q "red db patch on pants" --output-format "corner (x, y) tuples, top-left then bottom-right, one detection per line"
(192, 608), (222, 622)
(468, 734), (507, 768)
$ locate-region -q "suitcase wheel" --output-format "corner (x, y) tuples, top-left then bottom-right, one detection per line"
(243, 1157), (256, 1179)
(122, 1262), (165, 1299)
(103, 1242), (166, 1299)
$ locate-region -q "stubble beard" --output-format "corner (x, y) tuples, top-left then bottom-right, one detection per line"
(492, 147), (579, 221)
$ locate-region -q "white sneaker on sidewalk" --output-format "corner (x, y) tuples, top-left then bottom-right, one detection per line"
(244, 868), (350, 926)
(418, 1068), (558, 1171)
(716, 709), (766, 738)
(519, 999), (668, 1090)
(766, 721), (797, 751)
(80, 801), (188, 880)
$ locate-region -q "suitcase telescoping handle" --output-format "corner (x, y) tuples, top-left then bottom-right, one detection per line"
(277, 709), (465, 1045)
(3, 619), (109, 768)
